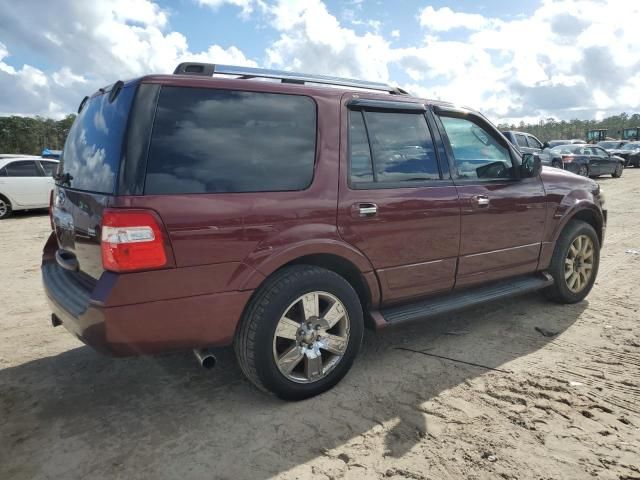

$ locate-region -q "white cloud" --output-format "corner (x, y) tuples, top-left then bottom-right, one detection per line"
(197, 0), (261, 17)
(0, 0), (257, 117)
(418, 6), (494, 32)
(0, 0), (639, 124)
(52, 67), (87, 87)
(265, 0), (391, 82)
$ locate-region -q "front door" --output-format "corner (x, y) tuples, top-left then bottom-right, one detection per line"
(432, 108), (547, 288)
(338, 97), (460, 304)
(589, 146), (616, 175)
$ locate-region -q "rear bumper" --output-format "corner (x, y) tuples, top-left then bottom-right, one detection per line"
(42, 251), (252, 356)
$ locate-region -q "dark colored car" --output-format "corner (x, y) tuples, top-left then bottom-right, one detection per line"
(43, 63), (607, 400)
(624, 142), (640, 167)
(598, 140), (629, 162)
(501, 131), (551, 165)
(549, 144), (625, 178)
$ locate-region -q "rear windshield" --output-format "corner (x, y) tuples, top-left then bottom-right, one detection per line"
(144, 87), (317, 194)
(58, 85), (136, 193)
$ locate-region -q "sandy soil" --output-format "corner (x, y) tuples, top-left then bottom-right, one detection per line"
(1, 171), (639, 480)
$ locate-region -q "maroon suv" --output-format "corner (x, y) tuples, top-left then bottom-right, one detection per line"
(43, 63), (606, 400)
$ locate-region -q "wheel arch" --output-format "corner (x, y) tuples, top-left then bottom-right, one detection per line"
(567, 207), (604, 246)
(239, 246), (381, 329)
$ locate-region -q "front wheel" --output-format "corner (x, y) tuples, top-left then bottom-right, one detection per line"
(544, 220), (600, 304)
(612, 162), (623, 178)
(234, 265), (364, 400)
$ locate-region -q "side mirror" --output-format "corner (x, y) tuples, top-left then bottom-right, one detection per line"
(543, 141), (550, 149)
(521, 153), (542, 178)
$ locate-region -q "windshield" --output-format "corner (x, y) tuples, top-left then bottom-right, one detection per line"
(598, 141), (618, 149)
(58, 84), (136, 193)
(626, 142), (640, 151)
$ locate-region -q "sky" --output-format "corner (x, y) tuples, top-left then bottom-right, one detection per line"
(0, 0), (638, 125)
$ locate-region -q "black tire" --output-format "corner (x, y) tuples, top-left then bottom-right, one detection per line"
(234, 265), (364, 400)
(544, 220), (600, 304)
(577, 164), (589, 177)
(551, 160), (562, 169)
(611, 162), (623, 178)
(0, 195), (12, 219)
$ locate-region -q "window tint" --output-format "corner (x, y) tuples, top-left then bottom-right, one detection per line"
(4, 160), (40, 177)
(60, 85), (136, 193)
(439, 116), (513, 180)
(40, 161), (59, 177)
(362, 111), (439, 183)
(527, 136), (543, 149)
(515, 134), (528, 148)
(593, 147), (608, 156)
(348, 111), (374, 183)
(145, 87), (316, 194)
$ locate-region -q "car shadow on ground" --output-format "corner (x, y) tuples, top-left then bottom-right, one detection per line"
(3, 209), (49, 220)
(0, 293), (586, 479)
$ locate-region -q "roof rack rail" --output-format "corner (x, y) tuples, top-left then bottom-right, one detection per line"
(173, 62), (408, 95)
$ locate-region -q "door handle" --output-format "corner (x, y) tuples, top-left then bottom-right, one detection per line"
(356, 203), (378, 217)
(472, 195), (490, 207)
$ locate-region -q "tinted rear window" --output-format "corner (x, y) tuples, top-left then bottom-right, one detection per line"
(59, 85), (136, 193)
(145, 87), (317, 194)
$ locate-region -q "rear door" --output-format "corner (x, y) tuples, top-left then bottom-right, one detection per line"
(338, 96), (460, 303)
(52, 83), (137, 279)
(432, 107), (547, 287)
(0, 160), (43, 206)
(586, 146), (605, 174)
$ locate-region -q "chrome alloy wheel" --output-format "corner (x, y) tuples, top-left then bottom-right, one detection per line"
(564, 234), (595, 293)
(272, 291), (350, 384)
(0, 199), (7, 218)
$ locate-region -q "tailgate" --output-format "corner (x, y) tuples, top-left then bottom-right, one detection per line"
(52, 82), (137, 279)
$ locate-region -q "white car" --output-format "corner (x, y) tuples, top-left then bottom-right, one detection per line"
(0, 157), (59, 219)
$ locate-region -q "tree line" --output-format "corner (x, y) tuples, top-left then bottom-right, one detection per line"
(0, 115), (76, 155)
(0, 111), (638, 155)
(497, 112), (640, 142)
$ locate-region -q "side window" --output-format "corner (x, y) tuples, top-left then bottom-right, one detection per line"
(4, 161), (41, 177)
(361, 111), (440, 183)
(145, 87), (317, 194)
(348, 111), (374, 183)
(439, 116), (513, 180)
(515, 134), (528, 148)
(527, 136), (543, 149)
(40, 161), (59, 177)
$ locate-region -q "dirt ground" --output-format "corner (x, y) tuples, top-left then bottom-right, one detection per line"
(1, 171), (639, 480)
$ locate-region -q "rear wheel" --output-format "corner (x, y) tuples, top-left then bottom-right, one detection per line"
(0, 195), (12, 219)
(551, 160), (562, 169)
(612, 162), (623, 178)
(577, 164), (589, 177)
(544, 220), (599, 304)
(234, 265), (364, 400)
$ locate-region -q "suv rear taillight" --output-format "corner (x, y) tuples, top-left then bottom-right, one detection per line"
(101, 209), (170, 272)
(561, 155), (574, 163)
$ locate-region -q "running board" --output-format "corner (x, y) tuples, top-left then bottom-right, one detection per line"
(378, 273), (554, 326)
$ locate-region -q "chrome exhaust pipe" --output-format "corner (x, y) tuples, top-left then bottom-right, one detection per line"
(193, 348), (217, 369)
